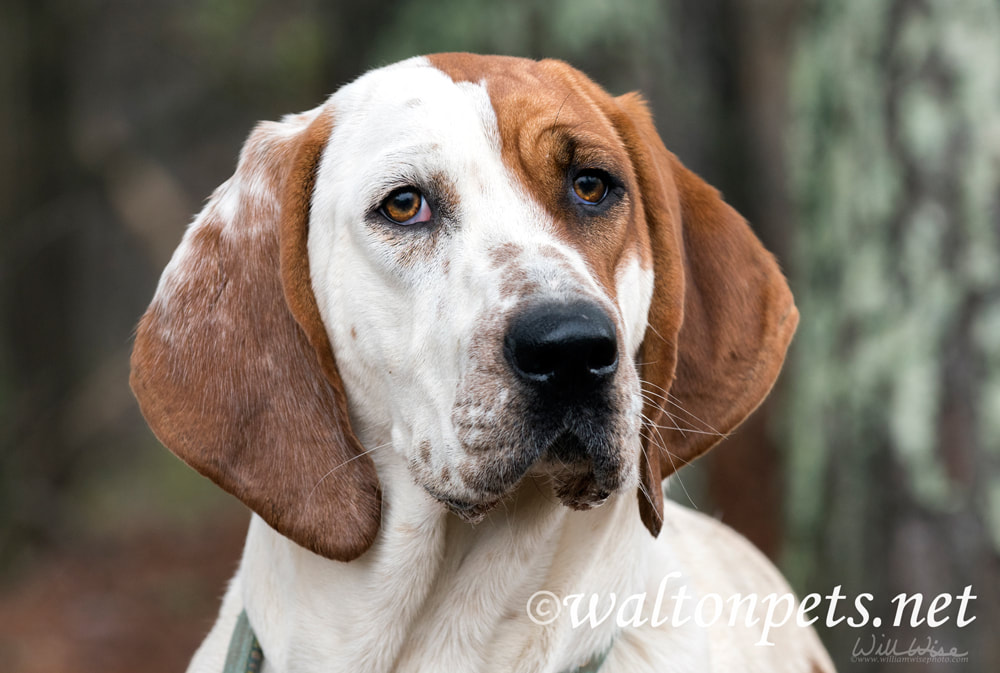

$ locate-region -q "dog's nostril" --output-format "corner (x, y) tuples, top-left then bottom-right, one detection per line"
(504, 301), (618, 391)
(586, 337), (619, 375)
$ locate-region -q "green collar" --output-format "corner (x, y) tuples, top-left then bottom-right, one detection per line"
(223, 611), (263, 673)
(223, 610), (613, 673)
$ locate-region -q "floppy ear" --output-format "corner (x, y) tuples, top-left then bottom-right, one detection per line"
(611, 94), (799, 536)
(130, 109), (381, 561)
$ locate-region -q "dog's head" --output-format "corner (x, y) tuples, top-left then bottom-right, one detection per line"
(130, 54), (797, 561)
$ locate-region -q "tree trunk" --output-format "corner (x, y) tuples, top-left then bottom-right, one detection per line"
(786, 1), (1000, 670)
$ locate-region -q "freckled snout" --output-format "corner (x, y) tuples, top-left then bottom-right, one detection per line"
(503, 301), (618, 397)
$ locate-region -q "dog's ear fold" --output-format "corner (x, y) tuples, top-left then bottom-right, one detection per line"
(611, 94), (798, 536)
(130, 110), (381, 561)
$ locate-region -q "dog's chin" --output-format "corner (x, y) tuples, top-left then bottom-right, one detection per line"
(541, 462), (618, 511)
(421, 485), (502, 524)
(424, 430), (629, 522)
(431, 480), (610, 523)
(440, 495), (502, 524)
(428, 474), (620, 525)
(553, 476), (612, 510)
(540, 432), (623, 510)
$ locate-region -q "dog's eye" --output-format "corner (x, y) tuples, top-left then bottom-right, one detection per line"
(572, 170), (609, 205)
(380, 187), (432, 225)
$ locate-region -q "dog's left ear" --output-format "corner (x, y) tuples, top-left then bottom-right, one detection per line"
(609, 94), (799, 536)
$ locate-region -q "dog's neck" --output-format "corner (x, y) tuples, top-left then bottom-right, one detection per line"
(237, 429), (662, 673)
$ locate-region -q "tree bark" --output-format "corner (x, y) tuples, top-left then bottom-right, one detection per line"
(786, 1), (1000, 669)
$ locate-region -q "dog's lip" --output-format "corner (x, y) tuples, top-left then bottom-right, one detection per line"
(441, 496), (480, 511)
(423, 486), (501, 524)
(422, 427), (622, 522)
(442, 497), (501, 524)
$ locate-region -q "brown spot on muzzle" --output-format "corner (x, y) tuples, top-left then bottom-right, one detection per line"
(488, 241), (522, 268)
(498, 267), (539, 301)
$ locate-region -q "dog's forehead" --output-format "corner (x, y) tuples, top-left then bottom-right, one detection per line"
(327, 55), (625, 175)
(315, 55), (643, 297)
(426, 53), (629, 170)
(324, 57), (495, 161)
(425, 53), (617, 128)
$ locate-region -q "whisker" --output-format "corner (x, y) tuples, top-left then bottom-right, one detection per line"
(640, 407), (687, 440)
(634, 439), (657, 511)
(639, 403), (728, 438)
(638, 412), (700, 470)
(662, 396), (724, 436)
(306, 441), (392, 500)
(639, 379), (725, 437)
(645, 322), (668, 343)
(552, 92), (573, 128)
(638, 427), (698, 510)
(640, 394), (726, 438)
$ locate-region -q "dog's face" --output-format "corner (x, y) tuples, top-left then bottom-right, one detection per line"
(309, 57), (652, 519)
(130, 54), (798, 561)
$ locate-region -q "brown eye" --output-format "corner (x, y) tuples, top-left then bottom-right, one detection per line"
(380, 187), (430, 225)
(572, 171), (609, 204)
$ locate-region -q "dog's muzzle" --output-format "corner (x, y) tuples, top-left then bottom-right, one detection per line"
(502, 300), (625, 508)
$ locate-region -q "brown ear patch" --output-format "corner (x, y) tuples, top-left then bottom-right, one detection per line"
(610, 93), (798, 537)
(130, 110), (381, 561)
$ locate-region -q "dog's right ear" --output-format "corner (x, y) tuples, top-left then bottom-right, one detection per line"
(130, 109), (382, 562)
(609, 93), (798, 538)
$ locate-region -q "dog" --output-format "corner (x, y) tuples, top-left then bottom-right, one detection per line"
(130, 54), (835, 673)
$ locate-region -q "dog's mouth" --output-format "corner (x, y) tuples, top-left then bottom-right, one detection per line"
(422, 484), (502, 524)
(426, 428), (623, 523)
(439, 495), (502, 524)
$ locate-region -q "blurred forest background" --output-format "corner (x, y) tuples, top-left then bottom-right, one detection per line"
(1, 0), (998, 671)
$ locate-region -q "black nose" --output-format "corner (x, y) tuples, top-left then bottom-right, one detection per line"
(503, 301), (618, 394)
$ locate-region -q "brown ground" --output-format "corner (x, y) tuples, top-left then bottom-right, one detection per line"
(0, 513), (246, 673)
